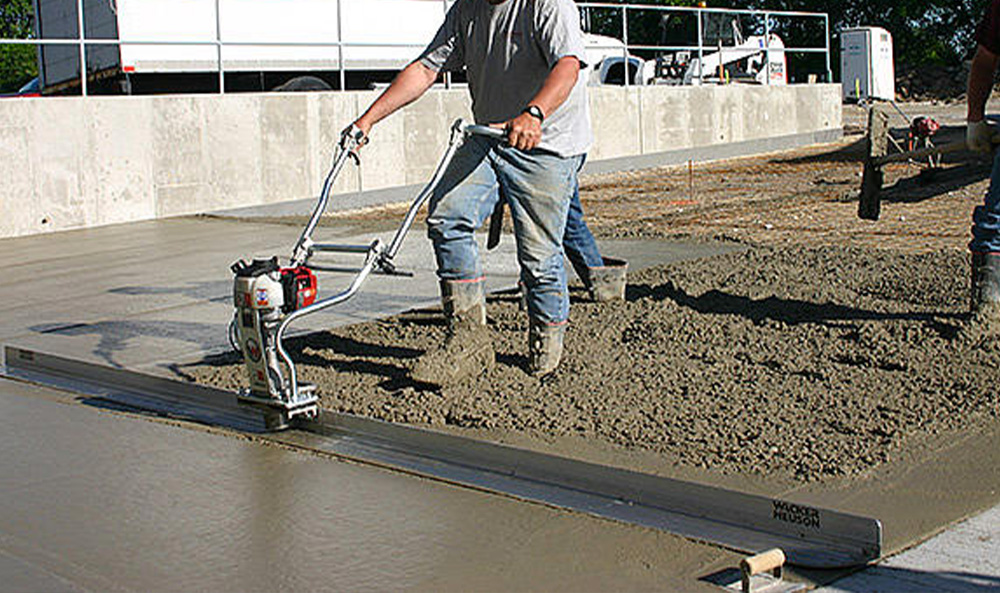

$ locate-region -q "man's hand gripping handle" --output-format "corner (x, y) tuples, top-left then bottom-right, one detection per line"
(340, 124), (369, 164)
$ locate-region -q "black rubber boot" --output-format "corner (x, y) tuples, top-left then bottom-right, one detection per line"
(971, 252), (1000, 314)
(576, 257), (628, 302)
(528, 319), (566, 377)
(410, 279), (494, 388)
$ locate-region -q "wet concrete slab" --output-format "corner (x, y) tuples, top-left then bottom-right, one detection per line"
(0, 216), (747, 591)
(0, 377), (739, 592)
(11, 215), (1000, 591)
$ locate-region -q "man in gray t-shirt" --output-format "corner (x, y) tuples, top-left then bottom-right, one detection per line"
(351, 0), (591, 382)
(419, 0), (592, 156)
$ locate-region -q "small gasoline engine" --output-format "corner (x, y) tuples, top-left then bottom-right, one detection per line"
(231, 257), (319, 429)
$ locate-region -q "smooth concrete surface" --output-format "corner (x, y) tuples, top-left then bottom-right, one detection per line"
(0, 377), (736, 593)
(0, 216), (489, 371)
(0, 84), (842, 239)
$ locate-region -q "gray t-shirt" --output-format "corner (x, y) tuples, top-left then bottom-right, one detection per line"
(418, 0), (592, 157)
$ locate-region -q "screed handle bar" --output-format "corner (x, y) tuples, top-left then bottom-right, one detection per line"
(290, 125), (367, 266)
(464, 123), (508, 141)
(277, 119), (489, 402)
(872, 134), (1000, 167)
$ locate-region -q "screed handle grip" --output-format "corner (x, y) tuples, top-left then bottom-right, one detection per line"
(741, 548), (785, 577)
(464, 124), (508, 140)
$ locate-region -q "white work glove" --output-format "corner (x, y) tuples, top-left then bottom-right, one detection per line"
(967, 119), (994, 154)
(340, 123), (369, 150)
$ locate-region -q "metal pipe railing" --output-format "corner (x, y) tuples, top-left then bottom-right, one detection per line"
(76, 0), (86, 95)
(824, 14), (833, 84)
(697, 9), (705, 84)
(215, 0), (223, 93)
(0, 1), (830, 96)
(579, 2), (830, 86)
(764, 12), (772, 85)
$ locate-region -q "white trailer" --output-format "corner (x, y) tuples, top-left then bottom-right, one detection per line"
(33, 0), (629, 94)
(34, 0), (457, 92)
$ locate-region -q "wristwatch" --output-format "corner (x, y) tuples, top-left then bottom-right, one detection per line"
(522, 105), (545, 123)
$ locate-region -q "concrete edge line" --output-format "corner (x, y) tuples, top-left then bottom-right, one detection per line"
(1, 344), (881, 570)
(208, 129), (844, 220)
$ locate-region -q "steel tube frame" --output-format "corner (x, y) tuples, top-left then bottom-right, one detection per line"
(625, 44), (828, 54)
(382, 123), (503, 261)
(215, 0), (224, 93)
(76, 0), (87, 95)
(272, 120), (501, 403)
(290, 142), (357, 267)
(697, 10), (704, 85)
(765, 12), (771, 85)
(336, 0), (346, 90)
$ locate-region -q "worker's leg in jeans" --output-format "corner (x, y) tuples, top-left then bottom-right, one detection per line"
(426, 136), (501, 284)
(494, 146), (578, 373)
(563, 174), (629, 302)
(563, 185), (605, 274)
(969, 150), (1000, 312)
(411, 137), (501, 387)
(970, 150), (1000, 253)
(494, 147), (577, 325)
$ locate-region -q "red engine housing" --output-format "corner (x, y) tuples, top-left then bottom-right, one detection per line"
(910, 116), (940, 139)
(280, 266), (317, 313)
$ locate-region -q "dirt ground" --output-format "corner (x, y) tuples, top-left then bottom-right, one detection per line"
(187, 110), (1000, 486)
(578, 125), (991, 254)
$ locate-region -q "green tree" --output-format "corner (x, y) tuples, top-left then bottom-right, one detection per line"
(738, 0), (989, 66)
(0, 0), (37, 93)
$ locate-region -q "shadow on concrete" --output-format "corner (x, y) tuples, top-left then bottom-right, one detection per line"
(168, 349), (242, 382)
(771, 135), (867, 165)
(879, 160), (992, 206)
(108, 280), (232, 303)
(816, 565), (1000, 592)
(630, 283), (963, 338)
(772, 124), (991, 210)
(169, 330), (425, 391)
(31, 319), (224, 368)
(296, 332), (421, 391)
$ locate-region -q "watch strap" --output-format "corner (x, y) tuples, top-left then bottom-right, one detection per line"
(522, 105), (545, 123)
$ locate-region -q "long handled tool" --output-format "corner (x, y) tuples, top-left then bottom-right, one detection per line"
(229, 119), (505, 430)
(858, 106), (996, 220)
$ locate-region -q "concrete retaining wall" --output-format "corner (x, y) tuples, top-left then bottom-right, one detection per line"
(0, 84), (841, 239)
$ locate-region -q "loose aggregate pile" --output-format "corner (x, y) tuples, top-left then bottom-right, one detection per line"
(187, 245), (1000, 483)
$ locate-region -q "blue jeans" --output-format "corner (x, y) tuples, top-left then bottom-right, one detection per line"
(427, 136), (582, 325)
(564, 182), (604, 273)
(971, 149), (1000, 253)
